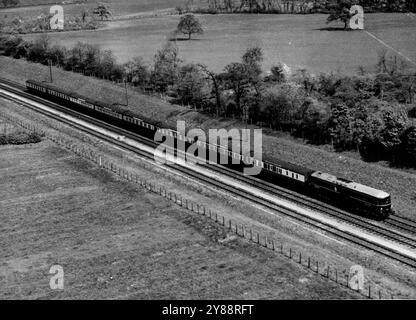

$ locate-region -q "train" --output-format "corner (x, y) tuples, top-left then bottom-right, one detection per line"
(25, 79), (393, 219)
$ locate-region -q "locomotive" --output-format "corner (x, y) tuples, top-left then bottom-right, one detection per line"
(25, 79), (392, 219)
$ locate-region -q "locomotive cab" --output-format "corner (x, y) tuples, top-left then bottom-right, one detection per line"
(309, 171), (392, 219)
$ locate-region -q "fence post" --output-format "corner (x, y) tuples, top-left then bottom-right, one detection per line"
(378, 291), (382, 300)
(316, 261), (319, 274)
(308, 257), (311, 269)
(299, 253), (302, 264)
(257, 233), (260, 244)
(327, 266), (330, 278)
(335, 269), (338, 283)
(368, 285), (371, 299)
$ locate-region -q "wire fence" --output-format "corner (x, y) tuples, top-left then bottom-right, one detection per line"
(0, 111), (402, 300)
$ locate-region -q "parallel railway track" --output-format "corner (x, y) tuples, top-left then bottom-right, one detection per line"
(1, 77), (416, 268)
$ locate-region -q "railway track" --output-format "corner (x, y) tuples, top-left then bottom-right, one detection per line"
(1, 77), (416, 269)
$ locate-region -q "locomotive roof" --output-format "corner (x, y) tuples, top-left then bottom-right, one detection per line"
(311, 171), (390, 199)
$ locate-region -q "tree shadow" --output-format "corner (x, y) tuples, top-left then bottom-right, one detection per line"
(315, 27), (350, 31)
(168, 37), (204, 42)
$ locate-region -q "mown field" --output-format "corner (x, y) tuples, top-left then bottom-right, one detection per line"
(0, 0), (184, 17)
(16, 11), (416, 74)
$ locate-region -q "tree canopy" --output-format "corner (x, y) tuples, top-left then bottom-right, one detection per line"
(1, 0), (19, 8)
(326, 1), (354, 29)
(176, 14), (203, 40)
(93, 2), (113, 21)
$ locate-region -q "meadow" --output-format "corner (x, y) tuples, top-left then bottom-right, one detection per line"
(12, 12), (414, 75)
(0, 0), (184, 17)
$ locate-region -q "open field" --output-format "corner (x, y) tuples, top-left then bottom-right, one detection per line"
(0, 0), (184, 17)
(0, 125), (368, 299)
(16, 12), (416, 74)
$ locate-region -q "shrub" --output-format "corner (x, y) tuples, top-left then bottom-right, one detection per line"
(0, 131), (43, 145)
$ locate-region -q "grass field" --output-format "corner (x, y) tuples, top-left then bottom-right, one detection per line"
(0, 0), (184, 17)
(3, 0), (415, 73)
(0, 130), (366, 299)
(16, 12), (416, 74)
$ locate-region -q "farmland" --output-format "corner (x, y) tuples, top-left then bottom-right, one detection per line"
(0, 0), (185, 17)
(16, 11), (416, 74)
(1, 0), (416, 300)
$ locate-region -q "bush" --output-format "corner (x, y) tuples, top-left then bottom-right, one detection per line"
(408, 106), (416, 118)
(27, 34), (50, 64)
(0, 131), (43, 145)
(0, 35), (28, 58)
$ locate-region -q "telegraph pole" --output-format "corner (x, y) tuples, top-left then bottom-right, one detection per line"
(124, 79), (129, 106)
(48, 59), (53, 83)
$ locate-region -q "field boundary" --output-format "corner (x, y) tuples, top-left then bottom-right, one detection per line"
(0, 110), (405, 300)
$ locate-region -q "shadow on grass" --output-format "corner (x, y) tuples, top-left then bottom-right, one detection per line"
(168, 38), (204, 42)
(315, 27), (352, 31)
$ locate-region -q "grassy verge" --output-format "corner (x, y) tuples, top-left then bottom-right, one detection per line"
(1, 55), (415, 220)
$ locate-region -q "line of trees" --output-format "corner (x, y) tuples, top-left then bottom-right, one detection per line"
(0, 5), (100, 34)
(0, 33), (415, 167)
(0, 0), (19, 8)
(184, 0), (416, 14)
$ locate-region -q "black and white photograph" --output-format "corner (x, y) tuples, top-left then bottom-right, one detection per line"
(0, 0), (415, 306)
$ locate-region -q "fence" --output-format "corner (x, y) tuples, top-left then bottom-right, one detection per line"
(0, 111), (400, 300)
